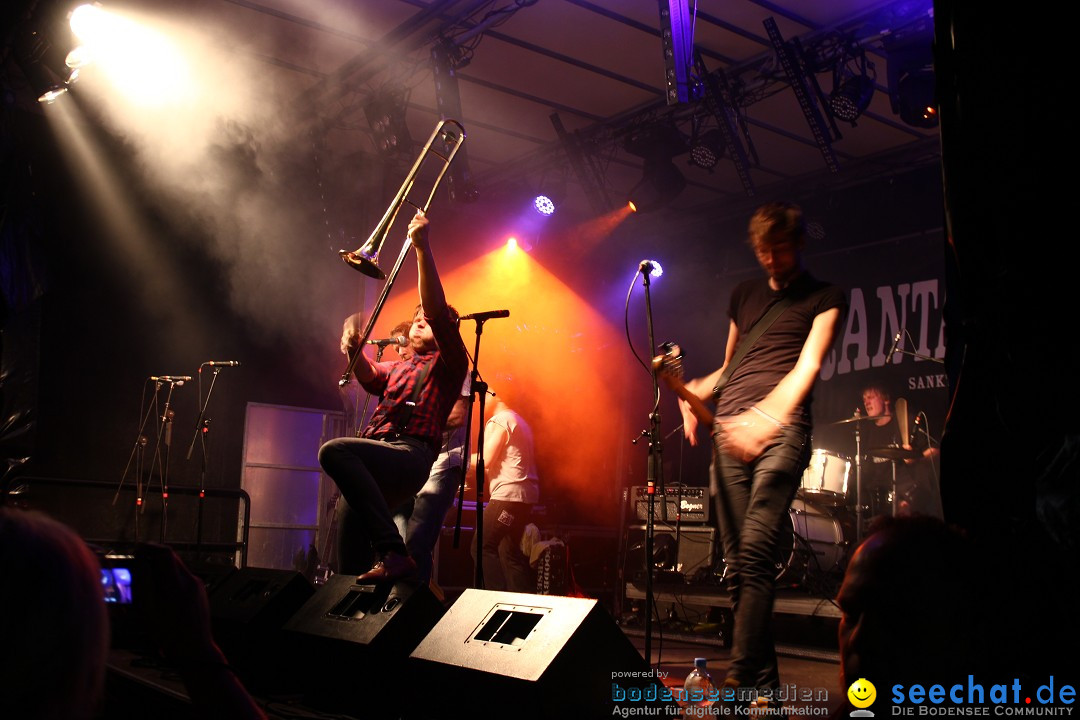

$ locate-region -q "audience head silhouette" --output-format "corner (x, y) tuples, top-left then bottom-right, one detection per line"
(0, 507), (109, 720)
(837, 514), (986, 689)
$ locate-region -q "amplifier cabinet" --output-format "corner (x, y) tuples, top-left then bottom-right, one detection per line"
(631, 485), (709, 524)
(624, 522), (716, 584)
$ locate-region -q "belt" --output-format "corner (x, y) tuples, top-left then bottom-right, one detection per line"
(375, 432), (439, 455)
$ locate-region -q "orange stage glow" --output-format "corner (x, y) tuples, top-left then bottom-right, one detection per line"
(362, 244), (635, 524)
(546, 204), (635, 259)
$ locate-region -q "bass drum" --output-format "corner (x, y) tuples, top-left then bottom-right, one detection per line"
(774, 496), (854, 586)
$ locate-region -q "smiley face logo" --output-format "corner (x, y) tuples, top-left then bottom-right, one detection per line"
(848, 678), (876, 708)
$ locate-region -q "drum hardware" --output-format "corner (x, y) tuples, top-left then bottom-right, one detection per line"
(867, 446), (921, 461)
(707, 497), (854, 593)
(830, 413), (890, 424)
(864, 447), (919, 517)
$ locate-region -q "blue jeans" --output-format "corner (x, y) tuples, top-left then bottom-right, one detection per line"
(318, 435), (435, 574)
(393, 442), (463, 584)
(713, 424), (809, 691)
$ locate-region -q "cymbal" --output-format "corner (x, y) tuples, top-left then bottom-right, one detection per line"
(867, 446), (921, 460)
(830, 414), (890, 425)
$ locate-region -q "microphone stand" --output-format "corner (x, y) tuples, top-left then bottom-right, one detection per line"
(150, 380), (181, 543)
(639, 263), (664, 666)
(453, 314), (504, 589)
(853, 411), (864, 544)
(115, 380), (163, 542)
(186, 365), (224, 554)
(891, 329), (945, 364)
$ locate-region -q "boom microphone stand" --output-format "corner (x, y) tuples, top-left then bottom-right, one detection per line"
(115, 378), (169, 541)
(186, 361), (239, 553)
(453, 309), (509, 589)
(151, 377), (188, 542)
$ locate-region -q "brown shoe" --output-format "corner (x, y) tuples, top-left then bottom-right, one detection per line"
(428, 578), (446, 603)
(356, 552), (418, 583)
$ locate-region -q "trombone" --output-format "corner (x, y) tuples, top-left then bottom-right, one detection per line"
(337, 119), (466, 387)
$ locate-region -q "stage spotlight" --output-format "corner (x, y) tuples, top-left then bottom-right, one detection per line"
(65, 45), (92, 69)
(534, 194), (555, 216)
(828, 40), (876, 124)
(38, 85), (70, 104)
(885, 21), (937, 129)
(830, 73), (875, 123)
(9, 9), (79, 105)
(623, 121), (689, 212)
(69, 4), (107, 39)
(506, 235), (533, 253)
(689, 129), (724, 171)
(894, 65), (936, 127)
(363, 90), (413, 156)
(627, 158), (686, 214)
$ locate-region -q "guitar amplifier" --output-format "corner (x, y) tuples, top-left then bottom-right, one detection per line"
(631, 486), (709, 524)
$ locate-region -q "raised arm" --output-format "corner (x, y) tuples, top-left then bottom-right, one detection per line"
(407, 212), (447, 320)
(340, 313), (378, 383)
(407, 211), (468, 378)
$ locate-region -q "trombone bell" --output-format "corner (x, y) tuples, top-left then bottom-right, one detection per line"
(337, 120), (465, 281)
(340, 247), (386, 280)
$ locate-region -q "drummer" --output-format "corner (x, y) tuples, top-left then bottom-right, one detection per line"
(851, 384), (940, 518)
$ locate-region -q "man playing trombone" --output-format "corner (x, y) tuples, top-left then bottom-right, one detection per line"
(319, 211), (468, 583)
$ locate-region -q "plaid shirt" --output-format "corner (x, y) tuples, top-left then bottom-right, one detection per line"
(360, 308), (468, 448)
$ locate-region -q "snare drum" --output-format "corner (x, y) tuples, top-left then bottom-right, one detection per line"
(799, 449), (850, 505)
(775, 496), (852, 586)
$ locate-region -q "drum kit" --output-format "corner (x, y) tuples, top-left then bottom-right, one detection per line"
(774, 412), (920, 589)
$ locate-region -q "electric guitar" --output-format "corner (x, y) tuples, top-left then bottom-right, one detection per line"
(651, 343), (713, 426)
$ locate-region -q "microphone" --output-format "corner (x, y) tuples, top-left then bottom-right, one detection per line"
(366, 336), (407, 347)
(885, 331), (903, 365)
(910, 413), (923, 445)
(459, 310), (510, 321)
(639, 259), (663, 277)
(150, 376), (191, 383)
(203, 360), (240, 367)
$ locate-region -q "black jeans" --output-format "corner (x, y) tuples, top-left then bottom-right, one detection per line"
(473, 499), (534, 592)
(318, 435), (435, 574)
(713, 424), (809, 691)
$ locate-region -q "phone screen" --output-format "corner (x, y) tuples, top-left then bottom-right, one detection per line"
(101, 567), (133, 604)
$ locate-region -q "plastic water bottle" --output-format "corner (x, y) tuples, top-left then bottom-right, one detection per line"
(683, 657), (716, 708)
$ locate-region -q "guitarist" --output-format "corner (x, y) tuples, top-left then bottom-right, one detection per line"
(657, 201), (845, 706)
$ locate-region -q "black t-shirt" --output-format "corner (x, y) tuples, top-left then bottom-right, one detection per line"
(715, 271), (847, 425)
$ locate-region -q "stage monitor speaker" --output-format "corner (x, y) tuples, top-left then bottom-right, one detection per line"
(408, 589), (676, 718)
(281, 573), (446, 717)
(625, 522), (716, 585)
(209, 566), (314, 628)
(206, 567), (314, 692)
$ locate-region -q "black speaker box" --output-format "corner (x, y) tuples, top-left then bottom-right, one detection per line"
(281, 573), (446, 717)
(408, 589), (676, 718)
(625, 522), (716, 584)
(206, 567), (314, 691)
